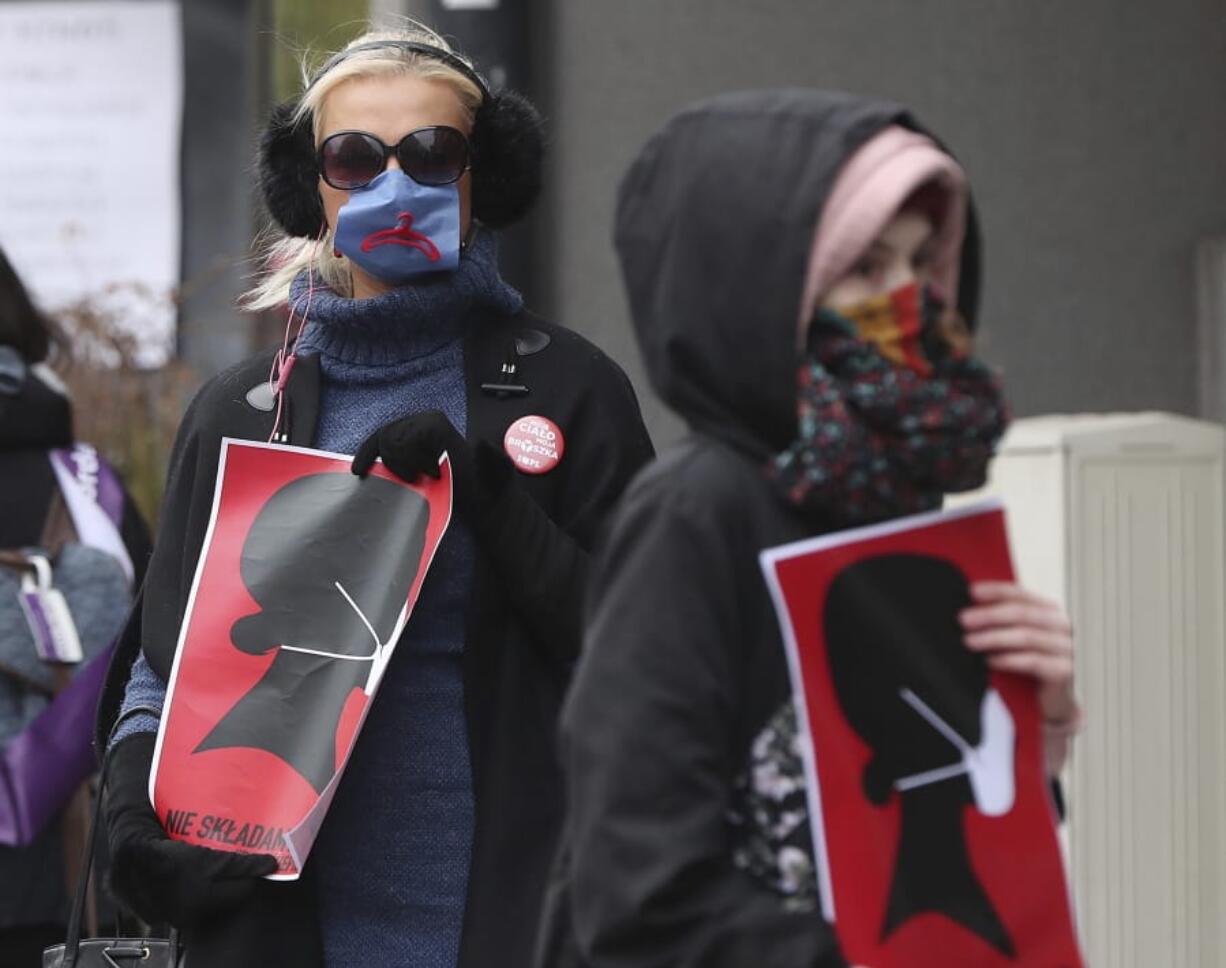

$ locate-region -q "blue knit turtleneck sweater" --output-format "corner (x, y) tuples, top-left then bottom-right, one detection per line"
(115, 230), (522, 968)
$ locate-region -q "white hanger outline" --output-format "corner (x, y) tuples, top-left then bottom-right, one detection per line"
(893, 687), (973, 792)
(278, 581), (381, 662)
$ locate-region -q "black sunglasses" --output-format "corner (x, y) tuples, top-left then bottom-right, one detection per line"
(317, 126), (472, 191)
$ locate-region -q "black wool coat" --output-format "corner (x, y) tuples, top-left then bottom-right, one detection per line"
(96, 309), (654, 968)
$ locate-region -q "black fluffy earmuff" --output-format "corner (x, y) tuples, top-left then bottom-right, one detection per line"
(256, 42), (545, 239)
(258, 98), (325, 239)
(470, 89), (544, 228)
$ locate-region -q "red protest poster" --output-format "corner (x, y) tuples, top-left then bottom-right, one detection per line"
(760, 501), (1083, 967)
(150, 439), (452, 879)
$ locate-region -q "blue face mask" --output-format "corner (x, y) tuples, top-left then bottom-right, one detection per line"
(333, 169), (462, 284)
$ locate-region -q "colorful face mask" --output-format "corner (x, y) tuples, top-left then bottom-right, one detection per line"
(333, 169), (462, 284)
(833, 282), (935, 376)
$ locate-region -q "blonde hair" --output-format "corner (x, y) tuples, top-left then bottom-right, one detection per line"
(243, 22), (484, 311)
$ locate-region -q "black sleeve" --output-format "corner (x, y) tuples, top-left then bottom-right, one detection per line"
(97, 386), (212, 745)
(118, 487), (153, 586)
(477, 350), (654, 664)
(1050, 779), (1066, 822)
(558, 487), (846, 968)
(136, 389), (212, 682)
(552, 351), (656, 552)
(94, 397), (202, 754)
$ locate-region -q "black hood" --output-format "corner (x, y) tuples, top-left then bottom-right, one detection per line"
(614, 89), (981, 458)
(0, 349), (72, 451)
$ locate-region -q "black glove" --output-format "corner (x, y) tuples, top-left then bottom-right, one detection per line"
(352, 410), (586, 662)
(105, 733), (279, 928)
(351, 410), (512, 526)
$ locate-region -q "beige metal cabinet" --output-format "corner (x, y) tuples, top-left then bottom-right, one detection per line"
(952, 412), (1226, 967)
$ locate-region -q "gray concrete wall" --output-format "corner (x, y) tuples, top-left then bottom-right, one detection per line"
(533, 0), (1226, 449)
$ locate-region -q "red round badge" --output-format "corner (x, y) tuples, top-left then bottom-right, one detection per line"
(503, 415), (564, 475)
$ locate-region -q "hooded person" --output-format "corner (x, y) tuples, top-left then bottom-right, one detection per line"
(95, 21), (653, 968)
(535, 90), (1080, 968)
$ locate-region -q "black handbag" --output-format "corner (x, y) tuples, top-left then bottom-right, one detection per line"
(43, 708), (184, 968)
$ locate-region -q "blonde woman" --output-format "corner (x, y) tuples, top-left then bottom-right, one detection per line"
(99, 23), (652, 968)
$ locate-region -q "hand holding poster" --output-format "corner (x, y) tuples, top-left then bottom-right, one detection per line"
(150, 439), (452, 878)
(760, 501), (1083, 967)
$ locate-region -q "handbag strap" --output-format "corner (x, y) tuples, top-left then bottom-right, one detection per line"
(61, 704), (179, 967)
(0, 482), (77, 572)
(39, 485), (79, 560)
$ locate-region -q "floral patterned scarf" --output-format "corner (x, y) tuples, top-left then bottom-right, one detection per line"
(769, 286), (1009, 526)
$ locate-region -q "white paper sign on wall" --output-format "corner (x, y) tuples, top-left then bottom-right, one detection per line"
(0, 1), (183, 364)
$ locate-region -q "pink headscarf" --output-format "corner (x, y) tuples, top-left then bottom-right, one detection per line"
(798, 126), (968, 330)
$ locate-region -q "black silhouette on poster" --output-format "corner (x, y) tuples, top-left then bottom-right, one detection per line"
(824, 554), (1017, 957)
(195, 472), (429, 793)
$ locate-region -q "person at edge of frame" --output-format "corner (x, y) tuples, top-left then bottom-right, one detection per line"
(535, 89), (1081, 968)
(94, 20), (654, 968)
(0, 243), (152, 968)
